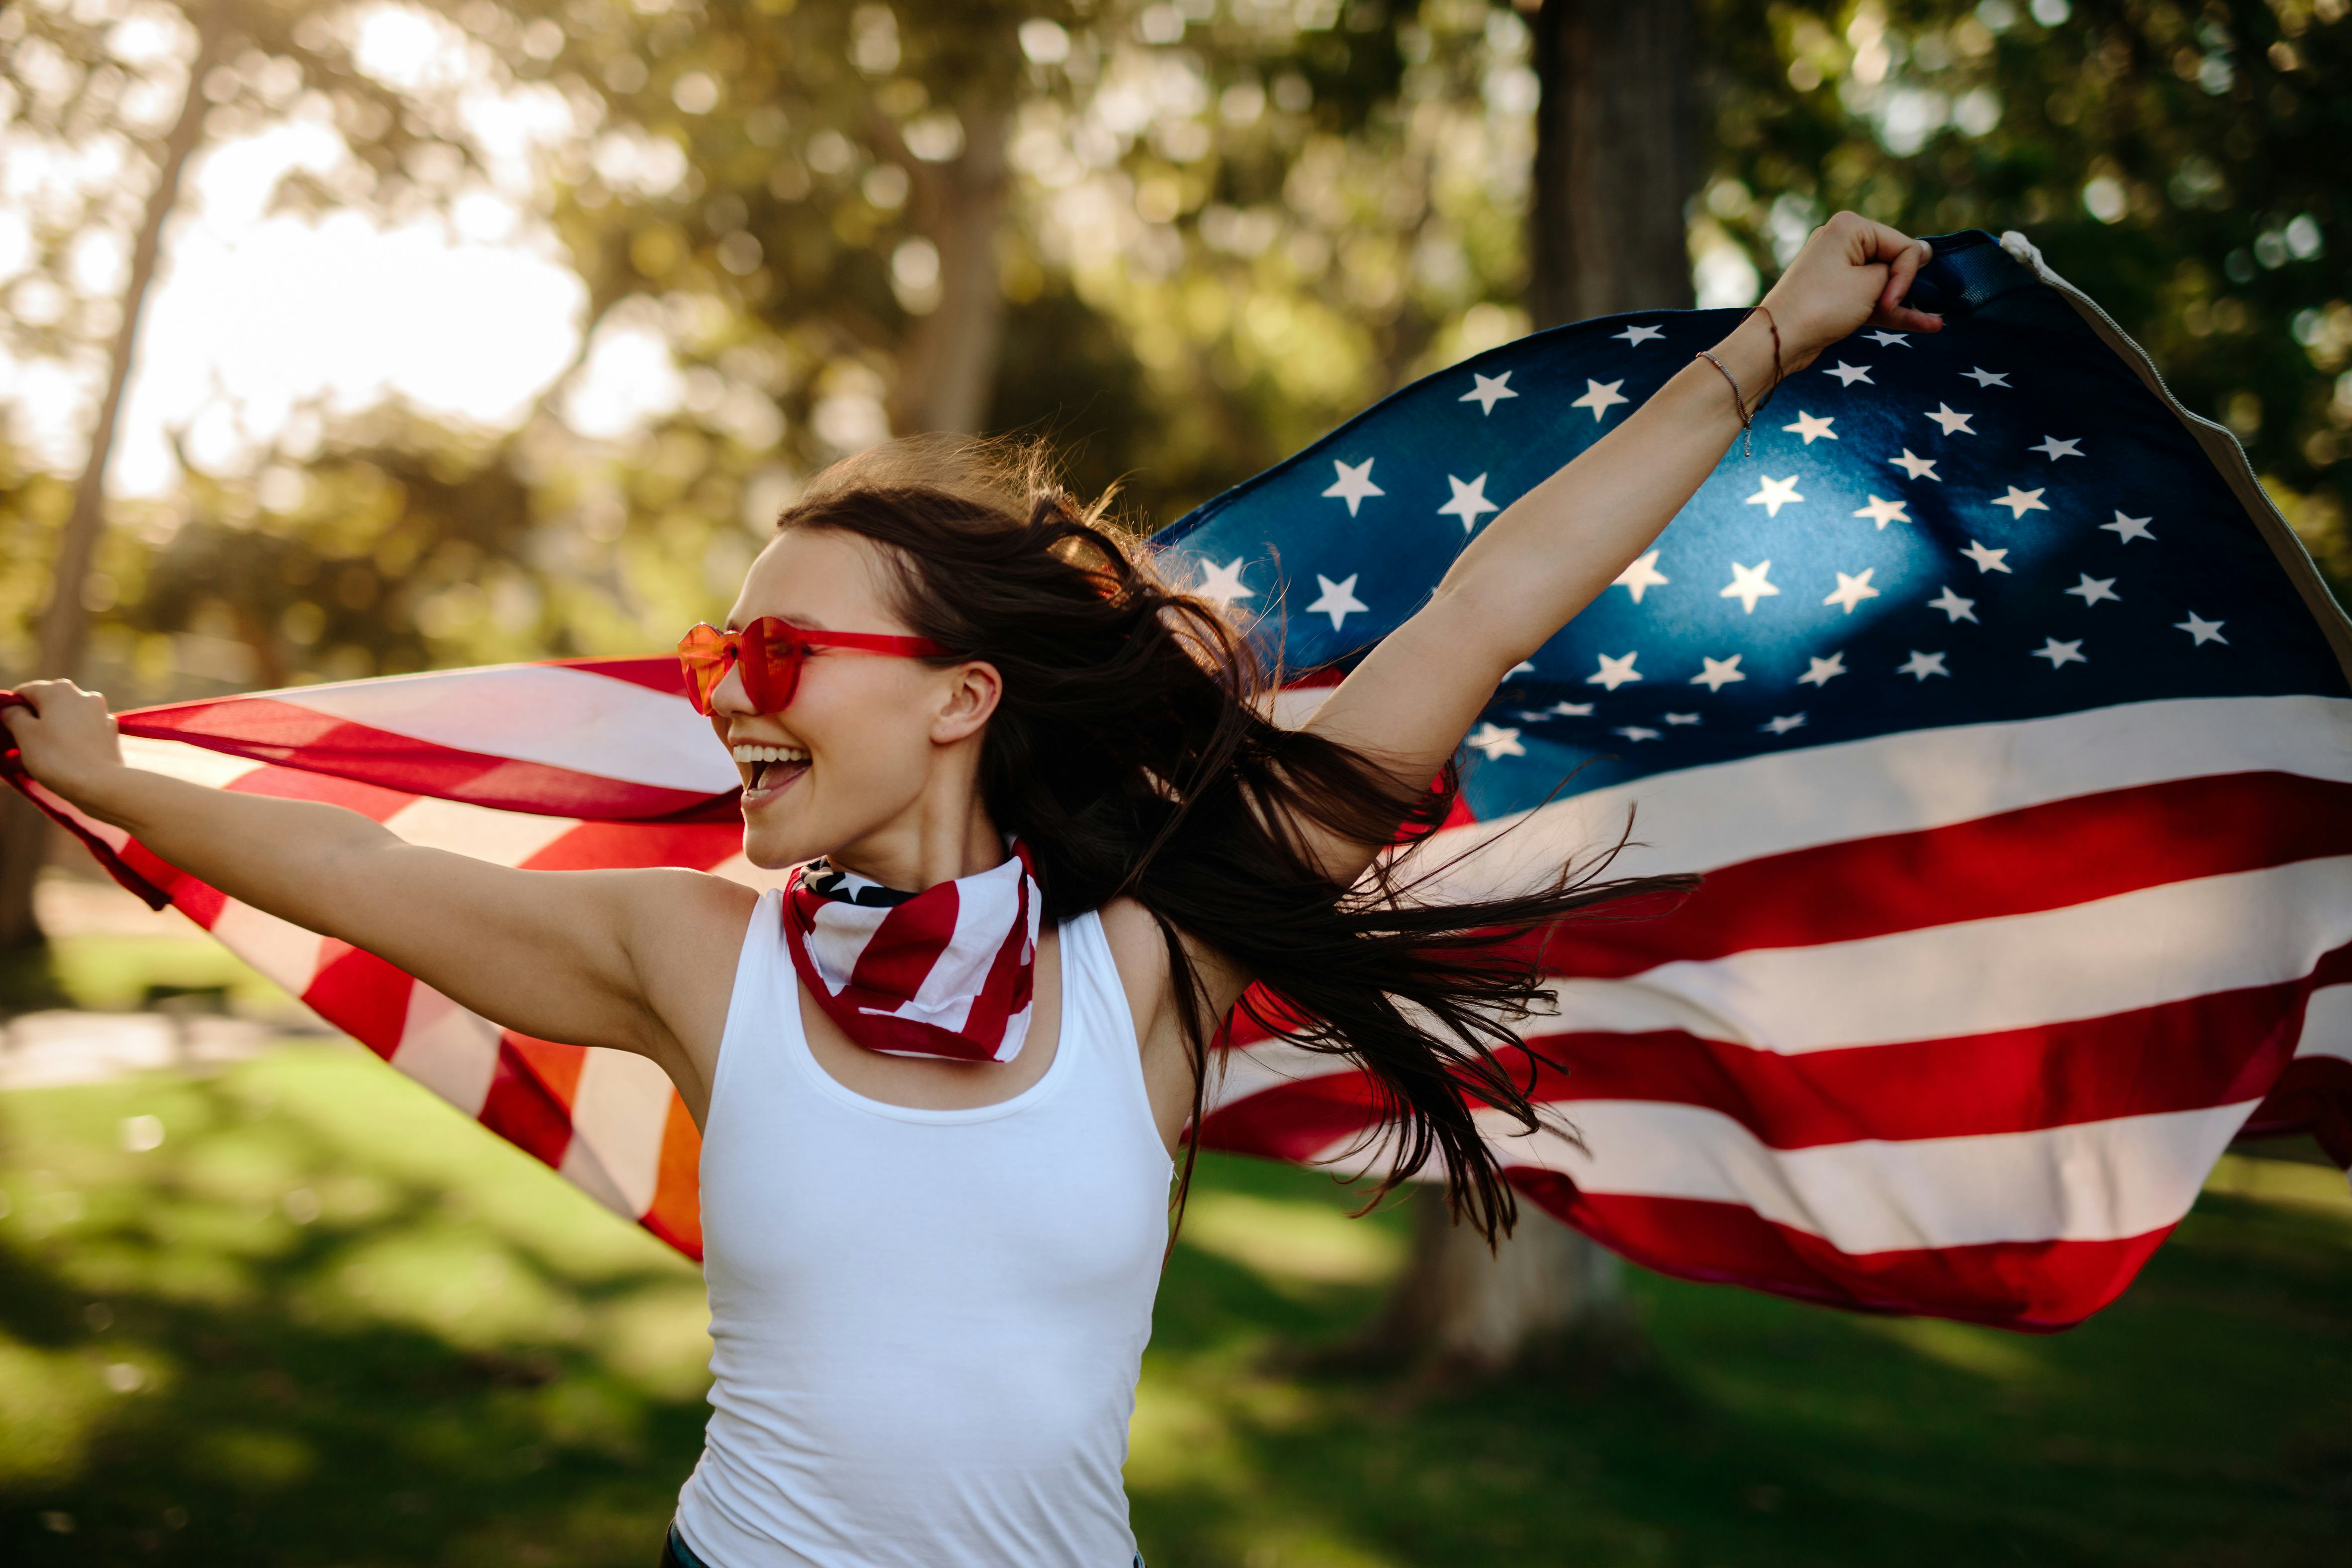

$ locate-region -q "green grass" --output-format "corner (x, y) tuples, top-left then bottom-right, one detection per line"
(1, 1044), (2348, 1567)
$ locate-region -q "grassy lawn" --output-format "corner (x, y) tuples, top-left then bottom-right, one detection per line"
(0, 1040), (2347, 1567)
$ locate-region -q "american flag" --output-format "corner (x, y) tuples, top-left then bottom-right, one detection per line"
(11, 230), (2348, 1329)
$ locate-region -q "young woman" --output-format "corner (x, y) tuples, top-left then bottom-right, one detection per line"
(4, 214), (1936, 1568)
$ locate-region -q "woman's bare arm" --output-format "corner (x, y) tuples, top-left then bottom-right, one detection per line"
(2, 682), (750, 1094)
(1300, 213), (1942, 883)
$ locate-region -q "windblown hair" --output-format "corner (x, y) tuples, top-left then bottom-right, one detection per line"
(776, 434), (1696, 1243)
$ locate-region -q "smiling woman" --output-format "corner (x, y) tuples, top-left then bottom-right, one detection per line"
(2, 212), (1941, 1568)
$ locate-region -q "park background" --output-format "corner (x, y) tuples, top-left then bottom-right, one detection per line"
(1, 0), (2348, 1562)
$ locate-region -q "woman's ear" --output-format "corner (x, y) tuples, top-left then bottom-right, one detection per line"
(931, 661), (1002, 745)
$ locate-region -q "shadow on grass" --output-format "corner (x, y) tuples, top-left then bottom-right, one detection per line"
(4, 1052), (2351, 1568)
(1126, 1168), (2352, 1568)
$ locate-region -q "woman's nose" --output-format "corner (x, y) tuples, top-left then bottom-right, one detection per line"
(709, 658), (754, 715)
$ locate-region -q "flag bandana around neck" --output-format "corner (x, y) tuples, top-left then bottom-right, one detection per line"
(782, 842), (1043, 1063)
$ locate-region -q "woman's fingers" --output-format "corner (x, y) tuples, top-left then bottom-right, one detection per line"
(1863, 222), (1942, 333)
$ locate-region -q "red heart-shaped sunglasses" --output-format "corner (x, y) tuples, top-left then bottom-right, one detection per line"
(677, 618), (952, 715)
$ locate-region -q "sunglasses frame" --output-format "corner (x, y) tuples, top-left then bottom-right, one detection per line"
(678, 617), (953, 715)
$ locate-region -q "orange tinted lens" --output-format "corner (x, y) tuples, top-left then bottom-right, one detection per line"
(676, 624), (732, 714)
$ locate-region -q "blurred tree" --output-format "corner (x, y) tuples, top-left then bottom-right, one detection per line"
(0, 0), (596, 946)
(1369, 0), (1701, 1375)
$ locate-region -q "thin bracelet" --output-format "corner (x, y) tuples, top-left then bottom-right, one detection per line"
(1695, 350), (1756, 457)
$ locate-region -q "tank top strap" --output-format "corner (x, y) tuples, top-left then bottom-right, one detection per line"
(711, 887), (794, 1104)
(1054, 907), (1164, 1160)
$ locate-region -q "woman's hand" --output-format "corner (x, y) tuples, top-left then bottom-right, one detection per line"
(1759, 212), (1942, 373)
(0, 680), (128, 808)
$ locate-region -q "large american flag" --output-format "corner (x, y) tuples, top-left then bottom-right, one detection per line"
(12, 230), (2349, 1330)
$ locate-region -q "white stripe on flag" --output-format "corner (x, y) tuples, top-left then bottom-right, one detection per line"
(1411, 694), (2352, 894)
(383, 795), (584, 866)
(388, 986), (501, 1116)
(2297, 983), (2352, 1065)
(560, 1046), (677, 1219)
(1304, 1100), (2254, 1253)
(210, 899), (329, 995)
(1616, 855), (2352, 1054)
(121, 735), (265, 789)
(272, 665), (735, 793)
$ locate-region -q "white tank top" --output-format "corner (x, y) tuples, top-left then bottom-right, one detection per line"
(674, 890), (1173, 1568)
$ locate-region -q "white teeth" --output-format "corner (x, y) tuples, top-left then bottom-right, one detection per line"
(729, 744), (810, 765)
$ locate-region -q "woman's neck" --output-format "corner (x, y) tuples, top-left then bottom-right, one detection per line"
(829, 800), (1008, 893)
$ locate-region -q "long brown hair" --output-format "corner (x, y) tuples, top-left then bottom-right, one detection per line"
(776, 435), (1695, 1243)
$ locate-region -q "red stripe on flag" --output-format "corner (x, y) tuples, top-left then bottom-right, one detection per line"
(1543, 771), (2352, 978)
(302, 942), (418, 1060)
(519, 820), (746, 872)
(119, 700), (730, 822)
(644, 1096), (706, 1261)
(1203, 947), (2347, 1155)
(1516, 1175), (2174, 1331)
(477, 1033), (583, 1169)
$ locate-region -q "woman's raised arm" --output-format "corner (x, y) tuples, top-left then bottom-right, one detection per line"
(1, 681), (750, 1102)
(1300, 213), (1941, 880)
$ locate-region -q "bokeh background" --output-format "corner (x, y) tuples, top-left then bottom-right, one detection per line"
(2, 1), (2349, 1563)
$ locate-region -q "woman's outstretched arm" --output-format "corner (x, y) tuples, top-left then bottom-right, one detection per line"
(1, 682), (751, 1097)
(1300, 212), (1941, 878)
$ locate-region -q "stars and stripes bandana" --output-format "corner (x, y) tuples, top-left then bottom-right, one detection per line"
(9, 227), (2349, 1330)
(782, 844), (1042, 1064)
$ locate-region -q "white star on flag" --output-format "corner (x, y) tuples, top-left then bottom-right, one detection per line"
(1571, 378), (1630, 421)
(2033, 637), (2088, 668)
(1507, 660), (1537, 676)
(1193, 558), (1254, 609)
(1782, 411), (1837, 444)
(1961, 367), (2011, 388)
(2104, 511), (2156, 544)
(1896, 650), (1950, 680)
(2032, 436), (2084, 460)
(1690, 654), (1746, 691)
(1321, 457), (1384, 515)
(1306, 572), (1368, 630)
(1720, 560), (1781, 613)
(1798, 652), (1847, 686)
(1992, 485), (2050, 519)
(2065, 573), (2120, 606)
(1926, 586), (1978, 622)
(1549, 700), (1595, 716)
(1663, 712), (1702, 725)
(1613, 550), (1669, 603)
(1823, 569), (1882, 614)
(1825, 361), (1874, 386)
(1613, 324), (1666, 346)
(1460, 372), (1518, 415)
(1745, 475), (1803, 517)
(1960, 540), (2012, 574)
(1866, 330), (1910, 347)
(2176, 611), (2228, 645)
(1587, 651), (1643, 689)
(1853, 495), (1909, 529)
(1437, 472), (1500, 531)
(1613, 726), (1661, 742)
(1466, 723), (1525, 759)
(1762, 712), (1808, 735)
(1925, 403), (1976, 436)
(1889, 449), (1940, 481)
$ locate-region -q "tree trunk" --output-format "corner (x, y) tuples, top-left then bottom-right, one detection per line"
(0, 5), (224, 951)
(1369, 0), (1698, 1369)
(890, 95), (1011, 436)
(1528, 0), (1699, 326)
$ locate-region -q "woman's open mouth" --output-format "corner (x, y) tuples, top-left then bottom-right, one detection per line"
(731, 743), (810, 806)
